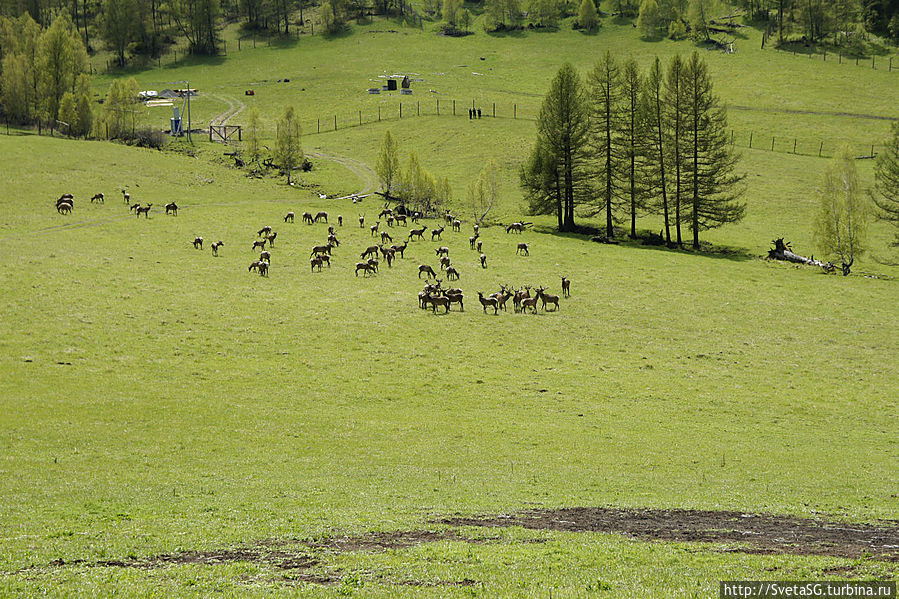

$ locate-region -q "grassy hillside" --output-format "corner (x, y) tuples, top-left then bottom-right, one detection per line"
(0, 132), (896, 596)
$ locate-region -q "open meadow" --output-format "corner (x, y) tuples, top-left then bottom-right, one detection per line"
(1, 8), (898, 597)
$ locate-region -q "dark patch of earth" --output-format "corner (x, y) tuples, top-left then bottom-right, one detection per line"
(438, 507), (899, 561)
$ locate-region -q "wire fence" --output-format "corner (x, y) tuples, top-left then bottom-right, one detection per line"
(770, 43), (898, 73)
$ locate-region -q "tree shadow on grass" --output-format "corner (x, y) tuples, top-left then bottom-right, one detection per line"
(533, 224), (755, 263)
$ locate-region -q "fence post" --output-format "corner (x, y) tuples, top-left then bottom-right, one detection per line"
(378, 106), (380, 121)
(823, 48), (826, 61)
(872, 56), (875, 69)
(317, 118), (320, 133)
(771, 136), (775, 151)
(839, 51), (841, 64)
(793, 139), (797, 154)
(872, 144), (875, 156)
(453, 100), (455, 116)
(359, 110), (362, 125)
(856, 56), (859, 65)
(819, 141), (823, 157)
(749, 131), (753, 148)
(514, 104), (517, 119)
(400, 103), (402, 118)
(253, 34), (256, 48)
(334, 115), (337, 131)
(891, 57), (893, 72)
(493, 102), (495, 117)
(238, 38), (240, 51)
(417, 100), (419, 116)
(437, 99), (439, 115)
(209, 126), (212, 142)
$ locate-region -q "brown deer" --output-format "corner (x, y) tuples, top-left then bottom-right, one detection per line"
(253, 239), (267, 251)
(259, 250), (271, 263)
(479, 253), (487, 268)
(390, 241), (408, 258)
(136, 204), (152, 218)
(431, 226), (445, 241)
(91, 193), (104, 203)
(56, 201), (73, 215)
(520, 293), (539, 314)
(469, 235), (479, 249)
(478, 292), (499, 314)
(314, 211), (328, 223)
(266, 232), (277, 247)
(561, 276), (570, 297)
(495, 287), (513, 311)
(121, 189), (130, 204)
(317, 253), (331, 267)
(435, 246), (449, 257)
(429, 294), (450, 313)
(473, 223), (479, 236)
(506, 222), (523, 233)
(370, 222), (380, 236)
(257, 225), (272, 237)
(516, 242), (529, 256)
(129, 202), (141, 212)
(439, 256), (452, 270)
(361, 245), (379, 260)
(366, 258), (379, 272)
(337, 215), (343, 226)
(394, 214), (407, 225)
(444, 291), (463, 311)
(419, 290), (434, 310)
(248, 260), (264, 272)
(327, 233), (339, 247)
(257, 261), (269, 276)
(302, 212), (314, 224)
(165, 201), (178, 215)
(408, 226), (427, 241)
(476, 240), (482, 252)
(358, 214), (365, 228)
(193, 236), (204, 249)
(536, 287), (559, 311)
(355, 261), (376, 276)
(513, 286), (531, 313)
(380, 231), (392, 244)
(384, 248), (395, 267)
(386, 215), (395, 227)
(211, 241), (224, 256)
(284, 211), (295, 223)
(310, 244), (331, 256)
(452, 219), (461, 232)
(445, 266), (459, 281)
(310, 256), (323, 272)
(418, 264), (437, 279)
(57, 194), (74, 207)
(378, 208), (393, 219)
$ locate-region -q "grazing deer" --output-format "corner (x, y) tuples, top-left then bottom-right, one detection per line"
(476, 240), (482, 252)
(310, 244), (331, 256)
(337, 215), (343, 226)
(370, 222), (380, 236)
(257, 225), (272, 237)
(257, 261), (269, 276)
(446, 266), (459, 281)
(367, 258), (379, 272)
(165, 201), (178, 215)
(452, 219), (461, 232)
(355, 261), (376, 276)
(327, 233), (339, 247)
(408, 226), (427, 241)
(91, 193), (104, 203)
(394, 214), (407, 225)
(56, 202), (72, 215)
(317, 253), (331, 267)
(314, 211), (328, 223)
(328, 225), (335, 235)
(418, 264), (437, 279)
(266, 232), (277, 247)
(359, 214), (365, 228)
(439, 256), (451, 270)
(57, 194), (74, 208)
(473, 224), (479, 236)
(253, 239), (266, 251)
(193, 236), (204, 249)
(390, 241), (408, 258)
(536, 287), (560, 311)
(445, 291), (463, 311)
(444, 211), (454, 225)
(211, 241), (224, 256)
(378, 208), (393, 219)
(259, 250), (271, 263)
(561, 276), (570, 297)
(410, 211), (422, 223)
(121, 189), (130, 204)
(302, 212), (314, 224)
(380, 231), (392, 244)
(361, 245), (379, 260)
(516, 242), (529, 256)
(311, 256), (323, 272)
(129, 202), (141, 212)
(386, 215), (395, 227)
(478, 292), (499, 314)
(469, 235), (479, 249)
(435, 246), (449, 257)
(136, 204), (152, 218)
(431, 226), (445, 241)
(248, 260), (263, 272)
(429, 294), (450, 313)
(284, 211), (295, 223)
(480, 254), (487, 268)
(506, 222), (523, 234)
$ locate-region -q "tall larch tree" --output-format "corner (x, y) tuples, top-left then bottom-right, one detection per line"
(588, 51), (624, 238)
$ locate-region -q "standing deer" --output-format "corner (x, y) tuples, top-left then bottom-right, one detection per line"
(314, 211), (328, 223)
(516, 242), (529, 256)
(56, 202), (73, 215)
(394, 214), (407, 225)
(121, 189), (130, 204)
(257, 225), (272, 237)
(136, 204), (152, 218)
(380, 231), (392, 244)
(211, 241), (224, 256)
(561, 276), (570, 297)
(193, 236), (204, 249)
(327, 233), (339, 247)
(259, 250), (271, 263)
(165, 201), (178, 215)
(252, 239), (266, 251)
(435, 246), (449, 257)
(359, 214), (365, 228)
(311, 256), (323, 272)
(361, 245), (379, 260)
(480, 254), (487, 268)
(337, 215), (343, 226)
(310, 244), (332, 256)
(378, 208), (393, 219)
(266, 232), (277, 247)
(390, 241), (408, 258)
(408, 226), (427, 241)
(355, 262), (376, 276)
(536, 287), (560, 311)
(476, 240), (482, 253)
(478, 292), (499, 314)
(445, 266), (459, 281)
(452, 219), (461, 232)
(431, 226), (445, 241)
(386, 215), (395, 227)
(469, 235), (479, 249)
(506, 222), (523, 233)
(370, 222), (380, 236)
(439, 256), (452, 270)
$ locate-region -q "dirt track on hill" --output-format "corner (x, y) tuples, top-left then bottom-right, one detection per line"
(439, 507), (899, 561)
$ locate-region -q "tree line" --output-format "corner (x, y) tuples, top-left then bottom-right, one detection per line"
(521, 51), (744, 250)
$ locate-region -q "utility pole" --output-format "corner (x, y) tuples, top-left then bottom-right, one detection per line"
(186, 80), (192, 143)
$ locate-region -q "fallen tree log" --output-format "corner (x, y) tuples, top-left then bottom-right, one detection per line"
(767, 238), (835, 272)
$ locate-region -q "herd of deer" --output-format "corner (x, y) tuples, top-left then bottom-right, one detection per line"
(53, 189), (179, 219)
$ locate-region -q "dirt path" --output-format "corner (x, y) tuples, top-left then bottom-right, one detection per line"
(208, 94), (246, 128)
(730, 104), (899, 122)
(439, 507), (899, 561)
(306, 151), (378, 197)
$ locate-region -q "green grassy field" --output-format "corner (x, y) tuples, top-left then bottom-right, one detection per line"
(1, 11), (898, 597)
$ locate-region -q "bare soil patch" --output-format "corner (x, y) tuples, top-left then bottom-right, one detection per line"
(438, 507), (899, 561)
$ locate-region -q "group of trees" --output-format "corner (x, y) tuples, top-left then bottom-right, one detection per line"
(375, 130), (452, 215)
(0, 14), (90, 127)
(522, 52), (744, 249)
